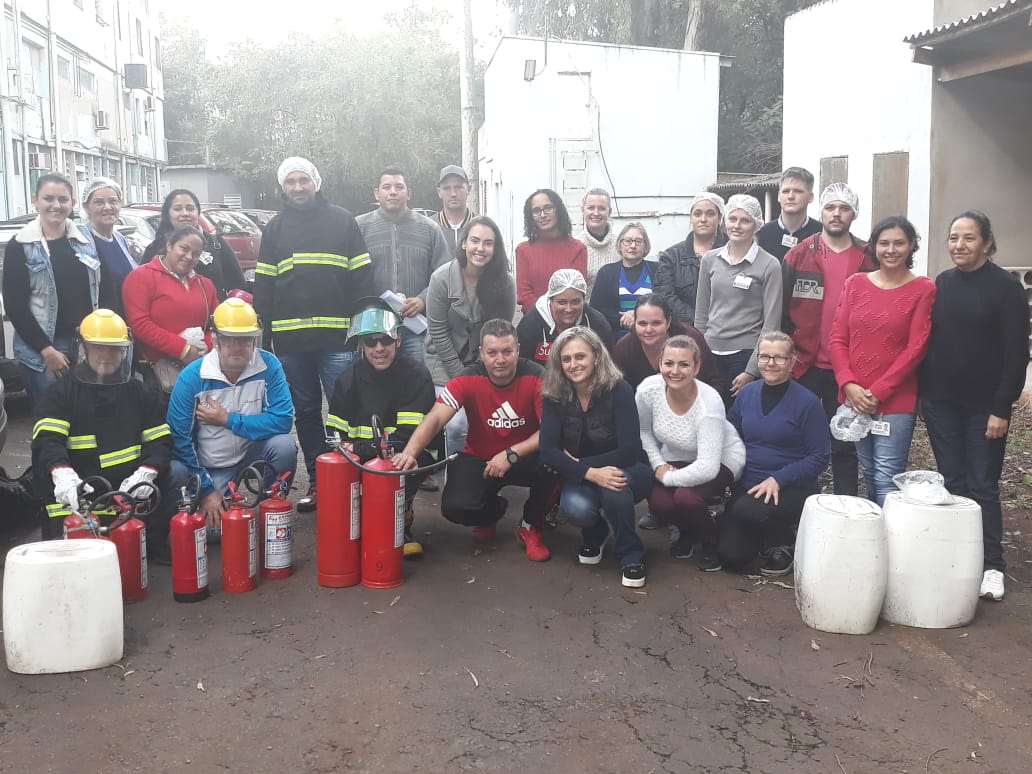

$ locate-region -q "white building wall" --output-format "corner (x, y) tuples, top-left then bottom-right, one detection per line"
(783, 0), (935, 274)
(0, 0), (165, 216)
(479, 37), (722, 258)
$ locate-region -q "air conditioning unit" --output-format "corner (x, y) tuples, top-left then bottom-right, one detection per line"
(94, 110), (110, 129)
(28, 152), (50, 170)
(143, 96), (155, 112)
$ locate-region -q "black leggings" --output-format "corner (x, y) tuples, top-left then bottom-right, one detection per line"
(717, 484), (816, 569)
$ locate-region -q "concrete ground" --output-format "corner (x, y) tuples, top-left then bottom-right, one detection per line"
(2, 398), (1031, 774)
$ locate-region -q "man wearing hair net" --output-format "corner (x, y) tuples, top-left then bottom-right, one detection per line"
(253, 156), (374, 512)
(781, 182), (874, 496)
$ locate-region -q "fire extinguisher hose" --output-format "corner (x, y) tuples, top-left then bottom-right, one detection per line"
(336, 444), (459, 477)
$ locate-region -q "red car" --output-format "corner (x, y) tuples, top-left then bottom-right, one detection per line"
(134, 205), (263, 283)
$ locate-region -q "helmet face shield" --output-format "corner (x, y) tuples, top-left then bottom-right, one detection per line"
(346, 307), (401, 343)
(215, 331), (261, 372)
(75, 340), (133, 385)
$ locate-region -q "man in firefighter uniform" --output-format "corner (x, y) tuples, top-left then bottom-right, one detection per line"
(326, 298), (437, 560)
(167, 298), (297, 531)
(31, 309), (183, 562)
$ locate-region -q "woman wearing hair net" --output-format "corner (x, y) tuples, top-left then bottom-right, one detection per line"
(654, 192), (728, 326)
(77, 177), (138, 311)
(516, 269), (615, 366)
(693, 194), (782, 406)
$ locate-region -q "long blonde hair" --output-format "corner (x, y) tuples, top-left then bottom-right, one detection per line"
(542, 327), (623, 403)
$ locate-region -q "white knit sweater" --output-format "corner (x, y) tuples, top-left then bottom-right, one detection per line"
(635, 375), (746, 488)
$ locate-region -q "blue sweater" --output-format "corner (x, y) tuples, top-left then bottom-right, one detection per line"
(167, 349), (295, 496)
(539, 379), (642, 482)
(728, 379), (829, 490)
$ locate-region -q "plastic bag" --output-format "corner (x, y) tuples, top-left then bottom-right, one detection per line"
(830, 404), (872, 442)
(892, 471), (955, 505)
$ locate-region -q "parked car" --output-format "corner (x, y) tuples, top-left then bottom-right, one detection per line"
(132, 205), (261, 282)
(240, 209), (277, 230)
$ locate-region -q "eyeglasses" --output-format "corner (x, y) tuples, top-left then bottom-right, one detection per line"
(531, 204), (555, 217)
(363, 335), (395, 348)
(619, 238), (645, 246)
(757, 353), (792, 365)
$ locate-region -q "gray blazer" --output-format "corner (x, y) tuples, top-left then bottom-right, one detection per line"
(424, 259), (516, 385)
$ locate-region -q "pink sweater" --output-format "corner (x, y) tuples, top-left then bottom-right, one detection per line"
(830, 273), (936, 414)
(515, 237), (587, 312)
(122, 257), (217, 362)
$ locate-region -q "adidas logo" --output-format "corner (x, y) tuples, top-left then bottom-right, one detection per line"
(487, 400), (527, 429)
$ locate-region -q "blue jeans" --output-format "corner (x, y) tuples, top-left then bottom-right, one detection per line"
(21, 335), (75, 408)
(921, 398), (1007, 571)
(854, 411), (916, 506)
(559, 461), (652, 567)
(279, 349), (355, 478)
(399, 328), (426, 364)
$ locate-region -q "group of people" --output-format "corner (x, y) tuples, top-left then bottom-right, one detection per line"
(5, 159), (1027, 600)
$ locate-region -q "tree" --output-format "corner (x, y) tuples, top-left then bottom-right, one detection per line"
(160, 17), (211, 165)
(503, 0), (823, 171)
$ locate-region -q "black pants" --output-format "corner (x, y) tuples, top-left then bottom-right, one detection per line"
(441, 452), (558, 528)
(717, 484), (816, 570)
(796, 366), (857, 496)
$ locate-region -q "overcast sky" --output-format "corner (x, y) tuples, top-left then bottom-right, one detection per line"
(163, 0), (510, 57)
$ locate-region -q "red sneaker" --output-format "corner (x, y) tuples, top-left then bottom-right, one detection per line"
(471, 524), (497, 543)
(515, 524), (551, 562)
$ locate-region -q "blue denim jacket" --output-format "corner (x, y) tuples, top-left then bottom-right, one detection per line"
(12, 218), (101, 373)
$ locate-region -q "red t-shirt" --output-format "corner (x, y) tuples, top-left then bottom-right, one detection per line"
(815, 244), (867, 368)
(438, 360), (543, 458)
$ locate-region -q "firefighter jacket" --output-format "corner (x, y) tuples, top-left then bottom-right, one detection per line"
(253, 193), (373, 355)
(167, 348), (295, 497)
(31, 378), (173, 520)
(325, 353), (437, 459)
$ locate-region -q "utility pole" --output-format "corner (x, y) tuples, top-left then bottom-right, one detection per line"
(460, 0), (479, 211)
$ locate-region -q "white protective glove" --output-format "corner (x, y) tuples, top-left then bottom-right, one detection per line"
(52, 466), (88, 511)
(119, 466), (159, 499)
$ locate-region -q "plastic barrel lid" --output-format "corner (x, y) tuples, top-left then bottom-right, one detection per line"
(7, 539), (117, 564)
(811, 494), (882, 519)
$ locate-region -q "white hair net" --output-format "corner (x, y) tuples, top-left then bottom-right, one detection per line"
(547, 268), (588, 298)
(82, 176), (123, 204)
(725, 194), (764, 227)
(689, 192), (726, 221)
(819, 182), (859, 214)
(277, 156), (322, 192)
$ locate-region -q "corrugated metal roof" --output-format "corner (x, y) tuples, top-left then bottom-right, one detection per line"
(707, 172), (781, 194)
(905, 0), (1031, 45)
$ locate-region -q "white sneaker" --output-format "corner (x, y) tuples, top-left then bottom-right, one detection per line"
(980, 569), (1005, 601)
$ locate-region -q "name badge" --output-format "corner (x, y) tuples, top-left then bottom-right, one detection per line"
(535, 341), (552, 361)
(871, 420), (891, 437)
(199, 251), (215, 266)
(81, 256), (101, 271)
(781, 234), (799, 248)
(732, 274), (753, 290)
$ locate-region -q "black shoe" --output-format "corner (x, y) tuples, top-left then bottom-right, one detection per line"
(760, 546), (793, 577)
(670, 538), (695, 560)
(621, 564), (646, 588)
(695, 542), (722, 572)
(148, 543), (172, 566)
(578, 544), (604, 565)
(297, 484), (316, 513)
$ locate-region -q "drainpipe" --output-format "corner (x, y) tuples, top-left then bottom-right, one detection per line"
(45, 0), (62, 175)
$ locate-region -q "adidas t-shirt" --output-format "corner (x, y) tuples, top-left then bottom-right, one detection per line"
(438, 359), (543, 459)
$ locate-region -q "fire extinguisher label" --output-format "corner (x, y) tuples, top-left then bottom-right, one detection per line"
(139, 527), (148, 589)
(247, 518), (258, 578)
(264, 507), (294, 569)
(394, 488), (405, 548)
(350, 481), (361, 540)
(194, 527), (208, 588)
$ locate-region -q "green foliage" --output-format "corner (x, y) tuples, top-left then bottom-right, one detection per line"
(160, 16), (210, 164)
(503, 0), (823, 172)
(159, 12), (462, 212)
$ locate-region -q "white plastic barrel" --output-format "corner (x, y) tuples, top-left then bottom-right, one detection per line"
(794, 495), (887, 634)
(881, 492), (983, 629)
(3, 540), (124, 674)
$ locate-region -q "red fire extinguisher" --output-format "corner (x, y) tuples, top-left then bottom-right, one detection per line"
(221, 481), (257, 593)
(258, 471), (294, 580)
(316, 443), (362, 588)
(360, 453), (406, 589)
(169, 476), (209, 603)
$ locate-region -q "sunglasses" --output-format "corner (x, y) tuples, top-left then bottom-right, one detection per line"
(363, 335), (395, 348)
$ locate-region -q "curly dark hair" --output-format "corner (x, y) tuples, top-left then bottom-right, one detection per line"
(865, 215), (920, 269)
(523, 188), (572, 241)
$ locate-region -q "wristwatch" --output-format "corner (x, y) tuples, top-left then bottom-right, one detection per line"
(505, 447), (520, 465)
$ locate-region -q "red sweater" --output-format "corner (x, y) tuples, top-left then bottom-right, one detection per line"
(122, 257), (217, 362)
(829, 273), (936, 414)
(515, 237), (587, 312)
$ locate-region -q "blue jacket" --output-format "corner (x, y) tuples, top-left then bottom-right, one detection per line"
(167, 348), (294, 496)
